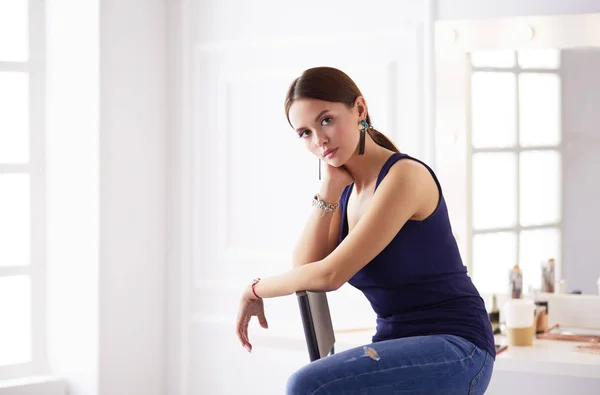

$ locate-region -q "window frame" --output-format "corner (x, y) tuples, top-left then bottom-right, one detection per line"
(0, 0), (47, 380)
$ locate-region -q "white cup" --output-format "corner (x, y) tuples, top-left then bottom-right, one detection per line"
(504, 299), (535, 328)
(504, 299), (536, 346)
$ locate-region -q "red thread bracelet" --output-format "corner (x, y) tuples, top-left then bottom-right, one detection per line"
(251, 278), (261, 299)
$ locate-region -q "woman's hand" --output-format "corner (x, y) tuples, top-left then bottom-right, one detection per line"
(320, 163), (353, 200)
(236, 286), (269, 353)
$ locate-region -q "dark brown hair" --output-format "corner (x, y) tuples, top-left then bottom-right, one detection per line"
(284, 67), (399, 153)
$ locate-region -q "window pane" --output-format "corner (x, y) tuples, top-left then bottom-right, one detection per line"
(0, 174), (30, 266)
(0, 1), (28, 61)
(471, 72), (517, 148)
(0, 275), (31, 366)
(0, 72), (29, 163)
(473, 153), (517, 229)
(471, 50), (516, 68)
(473, 232), (517, 293)
(518, 49), (561, 69)
(520, 151), (561, 226)
(520, 228), (561, 291)
(519, 73), (561, 147)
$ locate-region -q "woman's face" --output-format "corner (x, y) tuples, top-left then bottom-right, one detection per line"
(288, 98), (361, 167)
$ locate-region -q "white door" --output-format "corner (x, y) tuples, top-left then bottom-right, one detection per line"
(183, 28), (422, 395)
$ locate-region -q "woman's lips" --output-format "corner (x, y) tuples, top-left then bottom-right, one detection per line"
(323, 148), (338, 159)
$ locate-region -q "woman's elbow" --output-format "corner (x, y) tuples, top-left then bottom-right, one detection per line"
(299, 260), (344, 292)
(320, 264), (345, 291)
(331, 274), (348, 291)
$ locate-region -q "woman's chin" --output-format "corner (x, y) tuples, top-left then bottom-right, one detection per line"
(326, 158), (343, 167)
(329, 153), (350, 167)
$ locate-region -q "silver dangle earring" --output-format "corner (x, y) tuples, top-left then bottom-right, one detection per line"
(358, 120), (369, 155)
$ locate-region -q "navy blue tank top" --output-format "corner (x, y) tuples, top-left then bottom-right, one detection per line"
(339, 153), (496, 358)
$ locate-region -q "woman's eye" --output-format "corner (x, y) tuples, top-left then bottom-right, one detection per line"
(298, 129), (311, 138)
(321, 117), (333, 126)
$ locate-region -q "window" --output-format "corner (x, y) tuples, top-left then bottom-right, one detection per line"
(468, 49), (562, 294)
(0, 0), (46, 379)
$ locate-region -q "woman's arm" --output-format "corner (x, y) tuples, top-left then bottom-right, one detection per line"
(321, 160), (429, 287)
(291, 186), (343, 268)
(252, 160), (432, 298)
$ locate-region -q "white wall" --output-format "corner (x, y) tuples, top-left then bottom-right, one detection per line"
(437, 0), (600, 20)
(98, 1), (168, 395)
(45, 1), (168, 395)
(561, 48), (600, 295)
(46, 1), (100, 394)
(192, 0), (424, 43)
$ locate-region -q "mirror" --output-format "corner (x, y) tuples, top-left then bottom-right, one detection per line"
(434, 14), (600, 298)
(467, 47), (600, 296)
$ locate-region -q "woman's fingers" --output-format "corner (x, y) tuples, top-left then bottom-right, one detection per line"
(243, 321), (252, 352)
(238, 316), (251, 352)
(257, 312), (269, 329)
(236, 297), (267, 353)
(236, 311), (252, 352)
(236, 320), (246, 347)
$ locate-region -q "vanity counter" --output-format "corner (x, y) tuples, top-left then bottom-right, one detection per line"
(493, 334), (600, 379)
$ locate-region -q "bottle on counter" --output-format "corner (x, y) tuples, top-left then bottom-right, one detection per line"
(541, 258), (555, 293)
(488, 294), (501, 335)
(509, 264), (523, 299)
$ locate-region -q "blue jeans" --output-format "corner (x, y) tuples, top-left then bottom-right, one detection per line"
(287, 334), (494, 394)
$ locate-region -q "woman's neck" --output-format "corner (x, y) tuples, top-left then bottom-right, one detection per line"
(342, 137), (396, 194)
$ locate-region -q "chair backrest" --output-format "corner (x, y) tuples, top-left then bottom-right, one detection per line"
(296, 291), (335, 362)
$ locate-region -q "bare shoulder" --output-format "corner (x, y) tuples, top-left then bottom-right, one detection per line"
(383, 157), (439, 219)
(385, 157), (433, 186)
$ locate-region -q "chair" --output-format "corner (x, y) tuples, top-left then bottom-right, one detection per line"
(296, 291), (336, 362)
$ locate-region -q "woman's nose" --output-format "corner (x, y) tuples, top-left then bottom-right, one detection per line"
(313, 131), (328, 147)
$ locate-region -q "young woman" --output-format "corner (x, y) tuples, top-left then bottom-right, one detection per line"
(235, 67), (495, 394)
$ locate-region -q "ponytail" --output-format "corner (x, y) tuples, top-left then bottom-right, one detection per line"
(365, 115), (399, 153)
